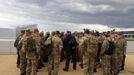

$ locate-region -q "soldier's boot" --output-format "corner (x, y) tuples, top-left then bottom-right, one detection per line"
(117, 70), (120, 74)
(37, 66), (42, 69)
(21, 72), (26, 75)
(63, 64), (69, 71)
(73, 66), (76, 70)
(60, 55), (64, 62)
(121, 62), (125, 70)
(17, 65), (20, 68)
(17, 61), (20, 68)
(63, 59), (70, 71)
(94, 68), (97, 73)
(114, 73), (118, 75)
(48, 72), (52, 75)
(40, 63), (45, 67)
(36, 69), (39, 72)
(121, 67), (124, 70)
(17, 51), (20, 68)
(79, 64), (84, 69)
(20, 73), (23, 75)
(63, 67), (68, 71)
(110, 70), (112, 74)
(121, 55), (126, 70)
(73, 62), (77, 70)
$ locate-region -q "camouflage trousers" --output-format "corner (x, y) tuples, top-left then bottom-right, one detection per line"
(26, 58), (37, 75)
(47, 55), (60, 75)
(101, 54), (111, 75)
(120, 51), (126, 70)
(37, 50), (44, 67)
(17, 50), (20, 67)
(20, 51), (27, 74)
(112, 50), (122, 74)
(83, 53), (95, 75)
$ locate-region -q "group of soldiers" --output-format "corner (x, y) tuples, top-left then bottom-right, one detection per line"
(14, 28), (127, 75)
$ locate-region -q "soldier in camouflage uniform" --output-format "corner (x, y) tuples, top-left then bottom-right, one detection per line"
(43, 32), (51, 63)
(94, 33), (104, 72)
(39, 32), (45, 67)
(82, 29), (98, 75)
(25, 30), (38, 75)
(18, 30), (30, 75)
(100, 34), (115, 75)
(46, 31), (63, 75)
(32, 29), (42, 70)
(120, 35), (127, 70)
(96, 33), (104, 65)
(59, 32), (65, 62)
(14, 30), (25, 68)
(78, 32), (84, 69)
(112, 33), (126, 75)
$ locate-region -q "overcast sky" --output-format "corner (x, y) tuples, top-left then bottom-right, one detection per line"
(0, 0), (134, 31)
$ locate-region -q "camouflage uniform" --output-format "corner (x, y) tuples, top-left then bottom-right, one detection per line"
(78, 36), (85, 68)
(121, 37), (127, 70)
(94, 35), (104, 72)
(113, 36), (126, 74)
(101, 39), (112, 75)
(33, 33), (41, 69)
(47, 35), (63, 75)
(26, 35), (38, 75)
(33, 34), (41, 58)
(96, 35), (104, 64)
(40, 32), (45, 64)
(75, 35), (80, 62)
(18, 35), (27, 75)
(82, 34), (98, 75)
(14, 34), (24, 67)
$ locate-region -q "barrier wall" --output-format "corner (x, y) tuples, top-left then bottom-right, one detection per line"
(0, 39), (16, 54)
(127, 41), (134, 52)
(0, 39), (133, 54)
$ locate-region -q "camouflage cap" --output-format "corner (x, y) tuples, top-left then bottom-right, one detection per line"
(40, 31), (44, 34)
(118, 32), (123, 35)
(25, 29), (31, 33)
(67, 31), (71, 33)
(40, 31), (44, 36)
(84, 29), (90, 34)
(34, 28), (39, 32)
(55, 31), (60, 34)
(21, 30), (25, 33)
(46, 32), (50, 35)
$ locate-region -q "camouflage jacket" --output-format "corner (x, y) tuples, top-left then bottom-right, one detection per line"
(18, 35), (28, 53)
(51, 35), (63, 55)
(14, 35), (23, 49)
(82, 34), (98, 55)
(26, 35), (37, 59)
(33, 34), (41, 54)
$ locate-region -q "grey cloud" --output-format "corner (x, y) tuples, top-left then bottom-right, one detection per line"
(0, 0), (134, 28)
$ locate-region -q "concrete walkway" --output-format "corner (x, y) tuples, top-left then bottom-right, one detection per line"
(0, 54), (134, 75)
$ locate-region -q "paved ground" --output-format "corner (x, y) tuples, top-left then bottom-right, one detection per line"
(0, 54), (134, 75)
